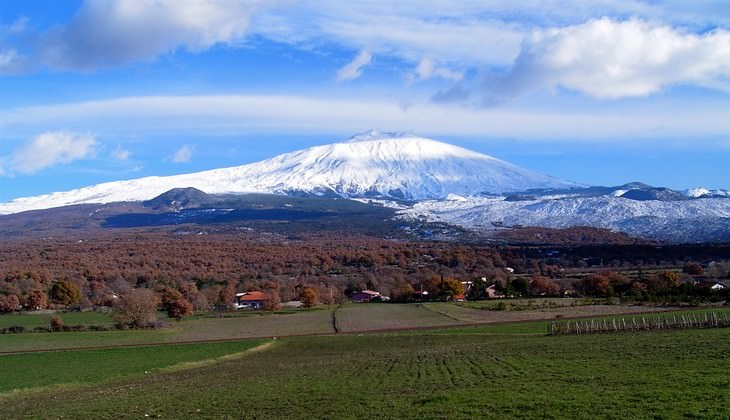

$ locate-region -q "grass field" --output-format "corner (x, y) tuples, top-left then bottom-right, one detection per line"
(1, 322), (729, 418)
(0, 311), (114, 329)
(0, 340), (263, 393)
(1, 303), (725, 353)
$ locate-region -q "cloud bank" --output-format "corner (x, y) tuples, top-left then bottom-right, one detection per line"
(481, 18), (730, 102)
(3, 1), (730, 101)
(2, 94), (729, 141)
(36, 0), (262, 70)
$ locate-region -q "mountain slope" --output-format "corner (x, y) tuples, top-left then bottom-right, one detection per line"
(402, 195), (730, 242)
(0, 131), (579, 215)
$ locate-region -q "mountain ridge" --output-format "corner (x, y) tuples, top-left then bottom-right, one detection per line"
(0, 131), (580, 215)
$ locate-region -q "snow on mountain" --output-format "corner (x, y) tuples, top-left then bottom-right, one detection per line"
(685, 187), (712, 198)
(401, 195), (730, 242)
(0, 130), (580, 215)
(684, 187), (730, 198)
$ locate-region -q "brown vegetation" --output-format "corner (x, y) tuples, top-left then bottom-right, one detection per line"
(0, 231), (728, 315)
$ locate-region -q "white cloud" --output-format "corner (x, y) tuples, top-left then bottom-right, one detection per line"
(335, 49), (372, 81)
(410, 57), (463, 82)
(256, 4), (523, 66)
(9, 17), (29, 33)
(37, 0), (265, 70)
(2, 94), (730, 141)
(7, 131), (96, 175)
(483, 18), (730, 101)
(112, 146), (130, 160)
(172, 145), (193, 163)
(0, 49), (26, 74)
(4, 1), (730, 101)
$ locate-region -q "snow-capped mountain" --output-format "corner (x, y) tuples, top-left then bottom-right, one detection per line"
(684, 187), (730, 198)
(0, 130), (579, 215)
(401, 195), (730, 242)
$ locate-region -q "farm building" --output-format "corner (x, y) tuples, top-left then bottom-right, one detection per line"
(694, 281), (728, 291)
(350, 290), (383, 303)
(234, 291), (269, 309)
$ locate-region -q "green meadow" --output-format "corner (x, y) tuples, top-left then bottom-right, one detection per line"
(1, 305), (729, 418)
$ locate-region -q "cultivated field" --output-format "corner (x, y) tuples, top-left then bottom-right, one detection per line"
(0, 302), (717, 354)
(1, 316), (729, 418)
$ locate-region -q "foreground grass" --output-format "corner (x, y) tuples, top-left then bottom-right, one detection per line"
(0, 340), (263, 394)
(1, 323), (729, 418)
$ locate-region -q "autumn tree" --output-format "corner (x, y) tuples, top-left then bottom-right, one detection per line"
(49, 281), (81, 307)
(390, 282), (415, 302)
(439, 277), (465, 300)
(300, 286), (320, 308)
(160, 287), (193, 320)
(529, 276), (560, 297)
(219, 281), (237, 309)
(0, 295), (20, 313)
(581, 274), (611, 296)
(683, 262), (704, 276)
(112, 288), (159, 328)
(647, 271), (683, 294)
(263, 281), (282, 311)
(166, 298), (193, 321)
(26, 288), (47, 310)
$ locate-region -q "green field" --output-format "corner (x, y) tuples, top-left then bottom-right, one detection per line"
(0, 340), (263, 393)
(0, 304), (723, 354)
(1, 311), (729, 418)
(0, 311), (114, 330)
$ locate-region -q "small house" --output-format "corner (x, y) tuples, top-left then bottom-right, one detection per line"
(234, 291), (270, 309)
(350, 290), (382, 303)
(694, 281), (728, 291)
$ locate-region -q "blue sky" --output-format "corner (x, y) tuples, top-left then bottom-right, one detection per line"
(2, 1), (730, 201)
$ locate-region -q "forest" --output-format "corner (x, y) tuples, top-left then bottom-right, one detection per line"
(1, 230), (729, 315)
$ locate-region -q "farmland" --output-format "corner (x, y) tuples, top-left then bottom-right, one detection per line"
(1, 304), (729, 418)
(0, 302), (675, 353)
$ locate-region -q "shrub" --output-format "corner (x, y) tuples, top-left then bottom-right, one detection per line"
(50, 315), (64, 332)
(112, 288), (160, 328)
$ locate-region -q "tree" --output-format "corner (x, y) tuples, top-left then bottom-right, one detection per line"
(264, 288), (282, 311)
(112, 288), (159, 328)
(26, 288), (47, 310)
(683, 262), (704, 276)
(0, 295), (20, 313)
(300, 286), (320, 308)
(166, 298), (193, 321)
(49, 281), (81, 307)
(439, 277), (465, 300)
(581, 274), (611, 296)
(467, 277), (487, 300)
(159, 287), (193, 320)
(510, 277), (530, 297)
(647, 271), (682, 294)
(529, 276), (560, 297)
(390, 282), (415, 302)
